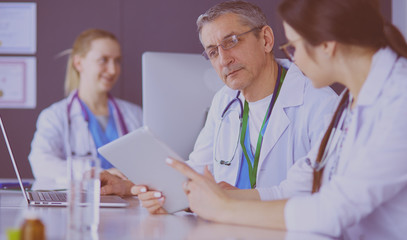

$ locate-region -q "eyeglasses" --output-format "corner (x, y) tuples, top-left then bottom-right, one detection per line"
(202, 27), (261, 60)
(279, 38), (302, 62)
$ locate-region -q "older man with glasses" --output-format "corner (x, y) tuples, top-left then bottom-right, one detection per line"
(101, 1), (338, 210)
(188, 0), (338, 188)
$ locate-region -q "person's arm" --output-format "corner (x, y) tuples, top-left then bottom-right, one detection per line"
(100, 171), (146, 197)
(99, 170), (150, 197)
(218, 198), (287, 230)
(167, 158), (287, 229)
(137, 183), (261, 215)
(224, 189), (260, 200)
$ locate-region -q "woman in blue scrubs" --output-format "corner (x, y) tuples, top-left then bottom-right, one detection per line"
(29, 29), (143, 185)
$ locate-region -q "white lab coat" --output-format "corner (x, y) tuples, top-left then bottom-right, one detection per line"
(260, 48), (407, 239)
(28, 92), (143, 185)
(187, 59), (338, 188)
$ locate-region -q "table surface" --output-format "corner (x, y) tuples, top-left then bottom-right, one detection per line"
(0, 180), (336, 240)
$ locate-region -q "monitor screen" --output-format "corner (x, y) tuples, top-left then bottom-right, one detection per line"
(142, 52), (224, 159)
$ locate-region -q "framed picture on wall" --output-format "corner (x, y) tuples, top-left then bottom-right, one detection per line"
(0, 2), (36, 54)
(0, 57), (36, 109)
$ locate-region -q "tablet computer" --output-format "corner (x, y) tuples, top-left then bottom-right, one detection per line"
(98, 126), (189, 213)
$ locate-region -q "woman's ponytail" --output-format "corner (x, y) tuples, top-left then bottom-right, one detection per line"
(383, 22), (407, 58)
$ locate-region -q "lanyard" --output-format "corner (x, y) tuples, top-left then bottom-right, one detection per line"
(239, 65), (287, 188)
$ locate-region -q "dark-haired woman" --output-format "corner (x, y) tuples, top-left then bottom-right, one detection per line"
(164, 0), (407, 239)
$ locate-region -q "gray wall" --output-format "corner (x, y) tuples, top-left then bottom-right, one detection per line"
(0, 0), (391, 178)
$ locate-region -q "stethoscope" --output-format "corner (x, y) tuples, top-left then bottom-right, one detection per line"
(214, 65), (285, 166)
(65, 90), (128, 157)
(221, 91), (244, 119)
(213, 91), (244, 165)
(308, 91), (351, 172)
(67, 90), (128, 134)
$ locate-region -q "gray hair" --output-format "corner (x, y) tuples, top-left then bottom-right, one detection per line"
(196, 1), (268, 41)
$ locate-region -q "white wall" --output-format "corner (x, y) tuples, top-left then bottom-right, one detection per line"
(392, 0), (407, 39)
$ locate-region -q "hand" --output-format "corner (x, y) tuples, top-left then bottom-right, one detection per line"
(138, 190), (168, 215)
(167, 159), (230, 222)
(100, 171), (145, 197)
(217, 181), (238, 190)
(105, 168), (128, 180)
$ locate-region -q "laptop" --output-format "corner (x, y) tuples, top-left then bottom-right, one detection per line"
(0, 115), (128, 207)
(142, 52), (224, 160)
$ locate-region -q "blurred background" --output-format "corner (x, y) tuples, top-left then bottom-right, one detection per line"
(0, 0), (394, 178)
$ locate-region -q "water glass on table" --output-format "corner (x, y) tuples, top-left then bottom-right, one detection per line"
(67, 155), (101, 240)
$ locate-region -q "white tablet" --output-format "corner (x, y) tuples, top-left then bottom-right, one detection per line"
(98, 126), (189, 213)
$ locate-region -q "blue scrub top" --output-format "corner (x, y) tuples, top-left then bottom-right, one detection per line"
(82, 101), (119, 169)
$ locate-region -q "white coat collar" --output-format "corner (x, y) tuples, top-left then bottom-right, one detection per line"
(357, 47), (398, 106)
(275, 58), (305, 108)
(66, 90), (85, 121)
(257, 59), (307, 172)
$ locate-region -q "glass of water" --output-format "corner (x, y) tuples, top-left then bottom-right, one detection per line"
(67, 155), (101, 240)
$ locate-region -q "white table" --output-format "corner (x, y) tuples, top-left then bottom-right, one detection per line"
(0, 184), (336, 240)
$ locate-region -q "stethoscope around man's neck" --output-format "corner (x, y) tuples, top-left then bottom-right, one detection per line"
(215, 64), (286, 167)
(67, 90), (129, 135)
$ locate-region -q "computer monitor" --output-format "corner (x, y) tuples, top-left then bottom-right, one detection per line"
(142, 52), (224, 159)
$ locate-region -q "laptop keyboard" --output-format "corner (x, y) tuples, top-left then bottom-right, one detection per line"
(30, 191), (67, 202)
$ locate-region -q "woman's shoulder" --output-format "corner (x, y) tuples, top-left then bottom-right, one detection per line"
(41, 98), (69, 115)
(35, 98), (69, 127)
(381, 57), (407, 104)
(390, 56), (407, 87)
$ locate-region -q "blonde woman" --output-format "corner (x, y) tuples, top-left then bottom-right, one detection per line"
(29, 29), (142, 186)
